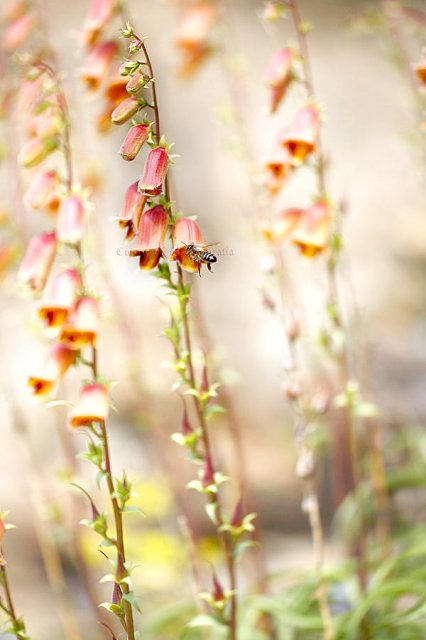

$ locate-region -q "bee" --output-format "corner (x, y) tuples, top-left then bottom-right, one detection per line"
(182, 242), (218, 276)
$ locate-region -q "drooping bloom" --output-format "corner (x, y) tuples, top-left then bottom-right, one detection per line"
(19, 136), (57, 168)
(113, 180), (147, 240)
(38, 267), (81, 330)
(18, 231), (56, 291)
(56, 195), (85, 245)
(170, 217), (206, 273)
(28, 343), (76, 397)
(25, 170), (60, 213)
(2, 12), (35, 52)
(81, 0), (114, 45)
(129, 205), (167, 269)
(29, 102), (62, 138)
(60, 297), (99, 349)
(119, 124), (149, 161)
(81, 41), (117, 92)
(292, 200), (332, 257)
(138, 147), (169, 196)
(111, 97), (141, 125)
(264, 146), (293, 194)
(69, 383), (109, 428)
(260, 208), (304, 244)
(414, 48), (426, 87)
(279, 105), (321, 163)
(176, 2), (216, 76)
(265, 48), (294, 113)
(104, 70), (129, 102)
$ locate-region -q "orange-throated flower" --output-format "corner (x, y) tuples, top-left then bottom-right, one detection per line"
(57, 195), (85, 245)
(138, 147), (169, 196)
(25, 169), (60, 213)
(414, 48), (426, 87)
(28, 343), (76, 397)
(69, 383), (109, 427)
(119, 124), (149, 161)
(265, 48), (294, 114)
(292, 200), (332, 257)
(279, 104), (321, 164)
(264, 146), (293, 194)
(175, 2), (216, 76)
(82, 0), (114, 45)
(111, 96), (141, 125)
(260, 208), (304, 244)
(81, 41), (117, 92)
(60, 297), (99, 350)
(170, 217), (206, 273)
(113, 180), (147, 241)
(129, 205), (167, 269)
(18, 231), (56, 291)
(38, 267), (81, 331)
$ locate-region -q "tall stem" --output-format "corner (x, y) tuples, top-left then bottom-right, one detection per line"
(0, 564), (25, 640)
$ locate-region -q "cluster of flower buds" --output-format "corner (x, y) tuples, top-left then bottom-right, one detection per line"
(112, 28), (212, 274)
(79, 0), (130, 133)
(175, 1), (218, 77)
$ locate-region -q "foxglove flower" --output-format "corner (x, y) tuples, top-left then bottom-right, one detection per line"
(28, 343), (76, 397)
(170, 217), (206, 273)
(69, 383), (109, 427)
(38, 267), (81, 330)
(81, 41), (117, 92)
(264, 147), (292, 193)
(292, 200), (332, 257)
(60, 297), (99, 350)
(138, 147), (169, 196)
(265, 48), (294, 113)
(82, 0), (114, 45)
(126, 73), (148, 94)
(414, 48), (426, 87)
(113, 180), (147, 240)
(176, 3), (216, 75)
(279, 105), (321, 163)
(57, 195), (85, 245)
(18, 231), (56, 291)
(111, 96), (141, 125)
(129, 205), (167, 269)
(104, 70), (129, 102)
(260, 208), (303, 244)
(119, 124), (149, 161)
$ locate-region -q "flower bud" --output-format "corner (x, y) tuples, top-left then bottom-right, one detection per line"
(119, 124), (149, 161)
(265, 48), (294, 113)
(18, 231), (56, 291)
(111, 96), (141, 124)
(126, 73), (148, 94)
(25, 170), (59, 212)
(2, 12), (35, 52)
(19, 136), (57, 168)
(57, 195), (85, 245)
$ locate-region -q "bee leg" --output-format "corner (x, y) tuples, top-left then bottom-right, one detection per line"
(207, 263), (212, 272)
(198, 262), (202, 277)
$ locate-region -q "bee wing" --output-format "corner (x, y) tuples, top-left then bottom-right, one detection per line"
(204, 241), (220, 248)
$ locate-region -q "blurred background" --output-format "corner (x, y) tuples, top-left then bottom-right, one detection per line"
(1, 0), (426, 637)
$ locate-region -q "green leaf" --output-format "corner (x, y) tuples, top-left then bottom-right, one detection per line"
(122, 591), (142, 614)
